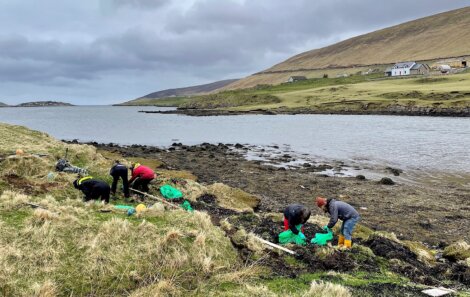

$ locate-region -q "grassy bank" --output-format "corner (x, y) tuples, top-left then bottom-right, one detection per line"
(172, 71), (470, 114)
(118, 96), (192, 107)
(1, 123), (469, 296)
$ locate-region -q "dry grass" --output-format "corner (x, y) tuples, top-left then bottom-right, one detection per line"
(0, 190), (243, 296)
(443, 240), (470, 261)
(207, 183), (260, 212)
(303, 281), (351, 297)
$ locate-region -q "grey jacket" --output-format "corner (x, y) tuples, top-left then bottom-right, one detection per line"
(326, 199), (360, 229)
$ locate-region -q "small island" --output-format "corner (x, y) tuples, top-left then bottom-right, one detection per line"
(16, 101), (74, 107)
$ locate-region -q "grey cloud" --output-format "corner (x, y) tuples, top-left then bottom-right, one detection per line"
(0, 0), (469, 104)
(105, 0), (169, 9)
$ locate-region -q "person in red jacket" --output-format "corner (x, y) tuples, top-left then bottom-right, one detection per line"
(129, 163), (155, 193)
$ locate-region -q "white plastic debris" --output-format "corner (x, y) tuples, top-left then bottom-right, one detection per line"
(422, 287), (456, 297)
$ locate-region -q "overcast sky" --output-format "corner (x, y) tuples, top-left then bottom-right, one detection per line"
(0, 0), (468, 105)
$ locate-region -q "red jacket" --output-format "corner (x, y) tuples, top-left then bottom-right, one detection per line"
(131, 165), (155, 181)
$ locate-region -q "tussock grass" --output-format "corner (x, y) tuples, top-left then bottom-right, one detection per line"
(207, 183), (260, 212)
(443, 240), (470, 261)
(0, 190), (244, 296)
(303, 281), (351, 297)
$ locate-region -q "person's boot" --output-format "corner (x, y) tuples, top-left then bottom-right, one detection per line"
(344, 239), (352, 249)
(337, 235), (345, 247)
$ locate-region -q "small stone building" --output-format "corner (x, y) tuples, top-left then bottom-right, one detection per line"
(287, 76), (307, 83)
(410, 63), (430, 75)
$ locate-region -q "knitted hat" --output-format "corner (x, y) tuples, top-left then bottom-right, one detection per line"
(316, 196), (327, 207)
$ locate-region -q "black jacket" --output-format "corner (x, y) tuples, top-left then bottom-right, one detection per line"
(110, 164), (128, 178)
(77, 179), (110, 198)
(284, 204), (308, 234)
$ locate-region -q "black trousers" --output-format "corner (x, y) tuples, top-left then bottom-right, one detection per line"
(131, 177), (153, 193)
(85, 184), (110, 203)
(111, 172), (130, 198)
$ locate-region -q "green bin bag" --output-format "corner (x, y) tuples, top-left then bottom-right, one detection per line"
(278, 224), (306, 246)
(311, 230), (333, 246)
(181, 200), (194, 212)
(160, 185), (183, 199)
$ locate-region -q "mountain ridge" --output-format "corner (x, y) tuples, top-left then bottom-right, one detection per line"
(121, 79), (239, 105)
(226, 6), (470, 89)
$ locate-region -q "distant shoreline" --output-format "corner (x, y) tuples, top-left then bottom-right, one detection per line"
(138, 106), (470, 117)
(1, 101), (74, 107)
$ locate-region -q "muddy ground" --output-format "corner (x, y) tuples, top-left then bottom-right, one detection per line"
(155, 191), (469, 290)
(89, 141), (470, 246)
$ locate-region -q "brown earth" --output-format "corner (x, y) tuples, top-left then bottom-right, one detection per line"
(89, 142), (470, 246)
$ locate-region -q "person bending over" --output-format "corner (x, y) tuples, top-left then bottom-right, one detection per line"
(316, 196), (360, 248)
(73, 176), (110, 203)
(283, 204), (311, 235)
(110, 160), (129, 198)
(129, 163), (155, 193)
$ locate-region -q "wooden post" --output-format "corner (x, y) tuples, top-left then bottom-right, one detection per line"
(254, 236), (297, 255)
(130, 188), (180, 209)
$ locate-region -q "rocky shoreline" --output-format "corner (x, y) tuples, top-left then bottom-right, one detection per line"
(139, 106), (470, 117)
(78, 140), (470, 246)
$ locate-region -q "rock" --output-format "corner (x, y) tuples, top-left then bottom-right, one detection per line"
(356, 175), (366, 180)
(302, 163), (312, 167)
(418, 219), (433, 230)
(277, 167), (286, 171)
(386, 167), (403, 176)
(379, 177), (395, 185)
(234, 143), (244, 149)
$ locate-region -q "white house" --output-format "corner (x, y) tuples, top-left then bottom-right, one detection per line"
(391, 62), (416, 76)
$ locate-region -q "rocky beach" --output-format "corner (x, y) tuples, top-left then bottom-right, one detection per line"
(87, 141), (470, 246)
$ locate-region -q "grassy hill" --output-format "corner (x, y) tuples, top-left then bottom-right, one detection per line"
(178, 70), (470, 116)
(1, 123), (469, 296)
(120, 79), (238, 106)
(227, 7), (470, 89)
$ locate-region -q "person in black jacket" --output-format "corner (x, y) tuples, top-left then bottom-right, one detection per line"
(73, 176), (110, 203)
(109, 160), (129, 198)
(283, 204), (311, 235)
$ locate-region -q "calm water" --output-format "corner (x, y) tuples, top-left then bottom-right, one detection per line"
(1, 106), (469, 175)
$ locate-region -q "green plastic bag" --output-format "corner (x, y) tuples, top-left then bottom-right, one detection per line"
(160, 185), (183, 199)
(114, 205), (134, 210)
(278, 224), (306, 246)
(180, 200), (194, 212)
(311, 230), (333, 246)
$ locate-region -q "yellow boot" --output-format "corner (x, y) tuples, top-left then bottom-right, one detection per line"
(337, 235), (345, 247)
(344, 239), (352, 249)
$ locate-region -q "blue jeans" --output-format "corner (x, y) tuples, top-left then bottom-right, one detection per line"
(340, 216), (360, 240)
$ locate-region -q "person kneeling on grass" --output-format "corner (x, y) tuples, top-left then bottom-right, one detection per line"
(129, 163), (155, 194)
(315, 196), (360, 248)
(283, 204), (311, 236)
(73, 176), (110, 204)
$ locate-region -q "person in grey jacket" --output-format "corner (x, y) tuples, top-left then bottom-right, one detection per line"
(315, 196), (360, 248)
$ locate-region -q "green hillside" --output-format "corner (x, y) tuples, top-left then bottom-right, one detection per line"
(227, 7), (470, 89)
(179, 70), (470, 115)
